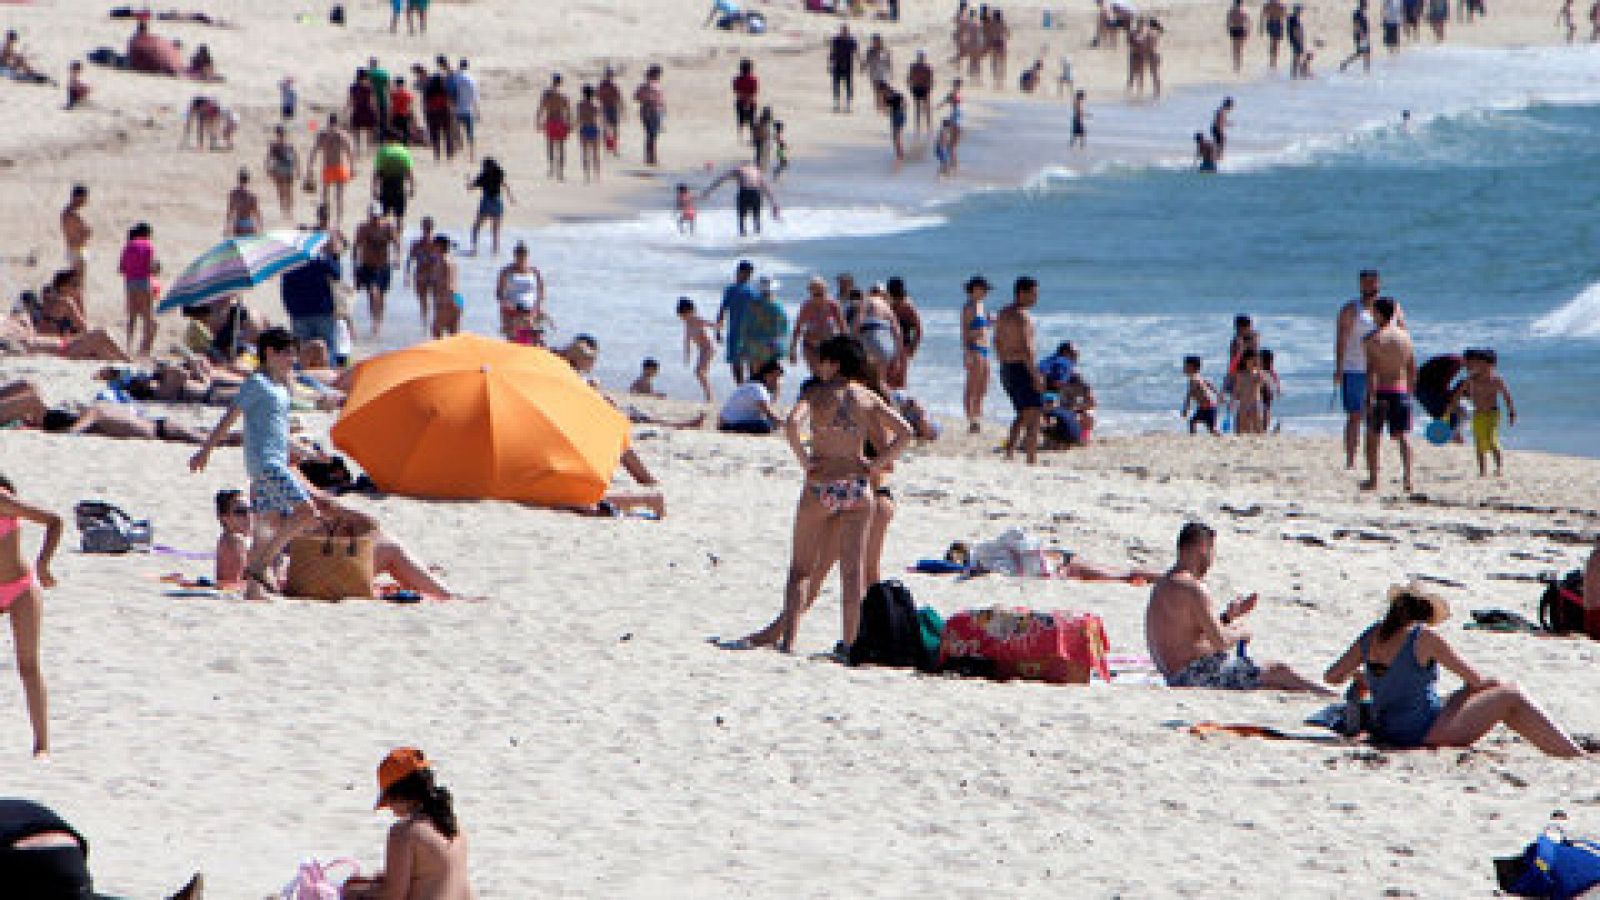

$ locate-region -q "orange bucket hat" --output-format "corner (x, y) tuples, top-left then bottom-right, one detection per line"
(374, 746), (430, 810)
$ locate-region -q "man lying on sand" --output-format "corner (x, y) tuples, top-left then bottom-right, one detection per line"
(1145, 521), (1333, 693)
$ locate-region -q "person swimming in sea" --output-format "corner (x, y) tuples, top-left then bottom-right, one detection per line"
(1194, 131), (1219, 172)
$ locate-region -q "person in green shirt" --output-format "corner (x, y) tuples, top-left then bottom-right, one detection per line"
(367, 57), (391, 128)
(739, 276), (789, 372)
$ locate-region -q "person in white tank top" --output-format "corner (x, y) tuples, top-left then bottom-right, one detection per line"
(496, 242), (546, 344)
(1335, 268), (1397, 468)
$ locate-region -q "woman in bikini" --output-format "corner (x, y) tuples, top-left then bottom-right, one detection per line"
(342, 747), (473, 900)
(786, 276), (846, 375)
(960, 274), (992, 434)
(0, 474), (62, 759)
(264, 125), (300, 219)
(1325, 583), (1585, 757)
(742, 335), (912, 655)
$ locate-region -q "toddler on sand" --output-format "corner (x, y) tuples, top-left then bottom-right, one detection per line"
(630, 358), (665, 397)
(677, 297), (717, 404)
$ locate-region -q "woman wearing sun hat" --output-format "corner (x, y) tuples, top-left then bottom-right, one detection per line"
(1324, 583), (1585, 757)
(343, 747), (473, 899)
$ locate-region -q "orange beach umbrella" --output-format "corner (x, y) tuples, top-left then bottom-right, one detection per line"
(330, 334), (629, 506)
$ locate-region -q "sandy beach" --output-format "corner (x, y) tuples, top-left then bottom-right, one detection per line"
(4, 0), (1600, 896)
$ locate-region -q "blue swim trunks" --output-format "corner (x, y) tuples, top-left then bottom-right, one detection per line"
(251, 466), (311, 517)
(1341, 371), (1368, 415)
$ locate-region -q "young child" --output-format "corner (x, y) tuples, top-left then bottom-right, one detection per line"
(629, 358), (664, 397)
(935, 118), (957, 176)
(677, 296), (716, 404)
(675, 183), (697, 235)
(1450, 347), (1517, 477)
(1230, 350), (1266, 435)
(1180, 355), (1221, 435)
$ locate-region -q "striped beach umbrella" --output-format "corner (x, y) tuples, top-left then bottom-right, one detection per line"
(157, 230), (329, 312)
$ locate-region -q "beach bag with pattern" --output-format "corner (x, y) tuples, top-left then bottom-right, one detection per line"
(1538, 570), (1587, 637)
(284, 525), (374, 600)
(939, 607), (1111, 684)
(1497, 828), (1600, 898)
(74, 500), (153, 554)
(280, 857), (360, 900)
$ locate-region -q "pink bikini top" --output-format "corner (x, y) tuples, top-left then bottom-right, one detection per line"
(0, 517), (17, 540)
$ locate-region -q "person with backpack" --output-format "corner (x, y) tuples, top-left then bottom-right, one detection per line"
(0, 474), (61, 759)
(189, 327), (321, 603)
(1324, 582), (1586, 757)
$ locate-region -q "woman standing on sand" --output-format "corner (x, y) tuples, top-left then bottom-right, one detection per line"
(765, 335), (912, 656)
(343, 747), (473, 900)
(1324, 583), (1586, 757)
(264, 125), (300, 219)
(960, 274), (992, 434)
(0, 475), (60, 759)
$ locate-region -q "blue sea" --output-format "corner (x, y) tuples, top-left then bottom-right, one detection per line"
(432, 45), (1600, 457)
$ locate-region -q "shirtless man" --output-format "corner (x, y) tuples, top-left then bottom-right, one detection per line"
(597, 67), (624, 157)
(702, 163), (781, 237)
(1334, 268), (1382, 469)
(353, 206), (401, 337)
(405, 216), (440, 330)
(1361, 295), (1417, 493)
(1146, 522), (1334, 693)
(305, 114), (357, 225)
(60, 185), (91, 275)
(993, 275), (1044, 464)
(537, 74), (573, 181)
(1212, 97), (1234, 159)
(430, 235), (461, 338)
(1227, 0), (1251, 72)
(224, 169), (264, 237)
(1262, 0), (1288, 67)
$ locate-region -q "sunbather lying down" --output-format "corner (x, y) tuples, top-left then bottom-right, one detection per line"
(41, 402), (239, 446)
(1, 313), (128, 362)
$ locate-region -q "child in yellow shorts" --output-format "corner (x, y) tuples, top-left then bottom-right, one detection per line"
(1448, 347), (1517, 477)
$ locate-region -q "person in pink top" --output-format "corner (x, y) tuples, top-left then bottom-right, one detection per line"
(116, 222), (160, 358)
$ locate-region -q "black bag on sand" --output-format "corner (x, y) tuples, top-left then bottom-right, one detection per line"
(850, 580), (939, 672)
(1539, 570), (1587, 636)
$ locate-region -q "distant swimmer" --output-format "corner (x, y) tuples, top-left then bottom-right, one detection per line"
(1194, 131), (1219, 171)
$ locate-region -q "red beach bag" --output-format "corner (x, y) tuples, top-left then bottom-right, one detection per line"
(939, 607), (1111, 684)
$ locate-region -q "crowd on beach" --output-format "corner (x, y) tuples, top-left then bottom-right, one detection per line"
(3, 0), (1600, 894)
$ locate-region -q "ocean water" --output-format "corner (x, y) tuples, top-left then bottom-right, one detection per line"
(384, 44), (1600, 458)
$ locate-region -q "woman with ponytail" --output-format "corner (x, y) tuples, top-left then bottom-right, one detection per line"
(1324, 583), (1585, 757)
(344, 746), (473, 899)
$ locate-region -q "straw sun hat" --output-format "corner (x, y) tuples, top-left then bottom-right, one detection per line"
(1386, 581), (1452, 624)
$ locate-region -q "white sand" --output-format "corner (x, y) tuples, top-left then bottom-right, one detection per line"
(3, 0), (1599, 895)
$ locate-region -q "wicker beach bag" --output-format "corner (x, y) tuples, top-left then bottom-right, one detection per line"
(284, 525), (374, 601)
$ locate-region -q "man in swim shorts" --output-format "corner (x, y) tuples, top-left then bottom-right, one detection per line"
(353, 205), (400, 337)
(993, 276), (1044, 464)
(306, 113), (356, 225)
(1146, 522), (1334, 693)
(702, 162), (780, 237)
(538, 74), (573, 181)
(1361, 295), (1416, 492)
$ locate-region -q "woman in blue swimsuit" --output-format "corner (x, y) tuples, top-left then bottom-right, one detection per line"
(1324, 583), (1585, 756)
(959, 274), (992, 434)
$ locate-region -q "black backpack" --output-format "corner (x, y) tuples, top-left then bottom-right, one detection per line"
(850, 580), (938, 672)
(1539, 569), (1587, 635)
